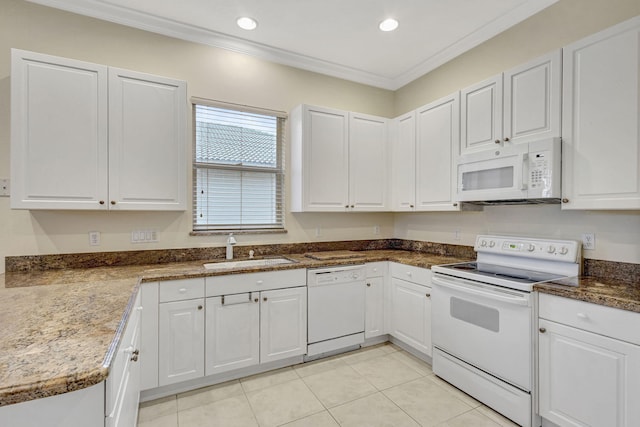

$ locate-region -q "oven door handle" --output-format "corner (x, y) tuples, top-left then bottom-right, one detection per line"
(432, 275), (530, 306)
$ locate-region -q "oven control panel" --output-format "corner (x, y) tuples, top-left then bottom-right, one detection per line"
(475, 235), (580, 262)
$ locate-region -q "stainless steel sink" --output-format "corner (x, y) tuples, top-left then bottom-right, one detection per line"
(203, 257), (295, 270)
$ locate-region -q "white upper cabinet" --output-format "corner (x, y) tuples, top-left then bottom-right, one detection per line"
(503, 50), (561, 145)
(291, 104), (388, 212)
(291, 104), (349, 211)
(561, 16), (640, 210)
(10, 49), (187, 210)
(461, 74), (503, 155)
(108, 68), (186, 210)
(415, 93), (461, 211)
(460, 50), (561, 155)
(348, 112), (389, 211)
(11, 49), (109, 209)
(390, 112), (416, 211)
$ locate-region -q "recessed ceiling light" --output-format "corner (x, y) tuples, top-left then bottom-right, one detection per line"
(379, 18), (399, 32)
(237, 16), (258, 30)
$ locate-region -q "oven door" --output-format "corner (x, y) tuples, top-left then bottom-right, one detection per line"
(432, 274), (533, 391)
(456, 143), (528, 201)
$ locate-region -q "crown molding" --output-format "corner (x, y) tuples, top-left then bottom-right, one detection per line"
(27, 0), (558, 91)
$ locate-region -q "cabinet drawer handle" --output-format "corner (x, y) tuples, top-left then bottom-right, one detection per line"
(539, 327), (546, 333)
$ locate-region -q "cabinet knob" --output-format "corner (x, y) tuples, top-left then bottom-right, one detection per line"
(254, 298), (259, 303)
(110, 200), (116, 205)
(366, 283), (371, 287)
(562, 198), (569, 203)
(197, 305), (203, 310)
(131, 354), (139, 362)
(263, 297), (267, 302)
(132, 349), (139, 356)
(539, 327), (546, 333)
(350, 205), (354, 208)
(453, 203), (458, 207)
(494, 139), (501, 144)
(345, 205), (349, 208)
(504, 137), (510, 142)
(99, 200), (105, 205)
(425, 293), (431, 298)
(410, 204), (414, 208)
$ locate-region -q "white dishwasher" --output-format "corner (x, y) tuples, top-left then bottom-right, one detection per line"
(307, 265), (366, 357)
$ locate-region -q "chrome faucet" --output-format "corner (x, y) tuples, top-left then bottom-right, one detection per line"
(226, 233), (237, 260)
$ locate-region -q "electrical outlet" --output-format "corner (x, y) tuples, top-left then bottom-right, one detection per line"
(454, 229), (461, 241)
(89, 231), (100, 246)
(582, 233), (595, 250)
(315, 227), (322, 237)
(0, 178), (9, 197)
(373, 225), (380, 235)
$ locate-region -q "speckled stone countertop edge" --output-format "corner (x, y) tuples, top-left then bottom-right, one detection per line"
(1, 246), (638, 407)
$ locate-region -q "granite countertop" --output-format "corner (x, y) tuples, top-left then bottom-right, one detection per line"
(0, 249), (468, 407)
(535, 276), (640, 313)
(1, 248), (638, 407)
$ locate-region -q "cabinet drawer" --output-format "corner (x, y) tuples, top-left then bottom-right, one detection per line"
(390, 262), (431, 285)
(539, 293), (640, 345)
(366, 262), (387, 278)
(206, 269), (307, 296)
(159, 278), (205, 302)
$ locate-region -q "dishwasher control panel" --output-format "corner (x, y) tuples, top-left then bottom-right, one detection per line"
(307, 265), (365, 286)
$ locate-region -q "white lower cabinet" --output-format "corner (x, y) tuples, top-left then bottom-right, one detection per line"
(158, 298), (205, 386)
(205, 292), (260, 375)
(365, 262), (387, 338)
(390, 263), (432, 356)
(260, 287), (307, 363)
(538, 294), (640, 427)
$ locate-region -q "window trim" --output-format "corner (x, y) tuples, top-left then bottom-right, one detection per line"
(191, 97), (287, 234)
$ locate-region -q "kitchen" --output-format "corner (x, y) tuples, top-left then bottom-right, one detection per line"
(1, 0), (640, 426)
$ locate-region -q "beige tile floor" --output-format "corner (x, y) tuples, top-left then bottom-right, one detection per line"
(137, 343), (519, 427)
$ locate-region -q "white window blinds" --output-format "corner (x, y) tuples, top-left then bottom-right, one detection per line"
(193, 100), (285, 232)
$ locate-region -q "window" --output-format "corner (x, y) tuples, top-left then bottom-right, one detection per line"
(192, 99), (286, 232)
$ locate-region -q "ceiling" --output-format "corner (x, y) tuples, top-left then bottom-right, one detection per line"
(28, 0), (559, 90)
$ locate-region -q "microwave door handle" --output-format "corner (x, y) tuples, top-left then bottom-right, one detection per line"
(432, 276), (530, 306)
(521, 153), (529, 191)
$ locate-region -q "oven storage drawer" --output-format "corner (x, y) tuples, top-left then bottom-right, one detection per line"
(433, 348), (531, 427)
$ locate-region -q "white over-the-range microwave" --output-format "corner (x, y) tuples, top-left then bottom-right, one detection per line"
(456, 138), (561, 205)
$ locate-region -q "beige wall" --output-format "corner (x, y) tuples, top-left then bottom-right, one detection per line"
(1, 0), (639, 273)
(393, 0), (640, 265)
(0, 0), (395, 274)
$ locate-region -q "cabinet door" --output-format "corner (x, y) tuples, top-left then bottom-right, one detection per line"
(365, 276), (385, 338)
(140, 283), (159, 391)
(561, 17), (640, 210)
(391, 112), (416, 211)
(205, 293), (260, 375)
(260, 287), (307, 363)
(349, 113), (389, 211)
(415, 93), (461, 211)
(10, 49), (108, 209)
(299, 105), (349, 211)
(108, 68), (187, 210)
(391, 278), (432, 356)
(460, 74), (503, 155)
(158, 299), (205, 386)
(503, 50), (561, 144)
(539, 319), (640, 427)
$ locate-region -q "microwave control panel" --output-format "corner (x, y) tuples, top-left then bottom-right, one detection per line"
(527, 139), (561, 198)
